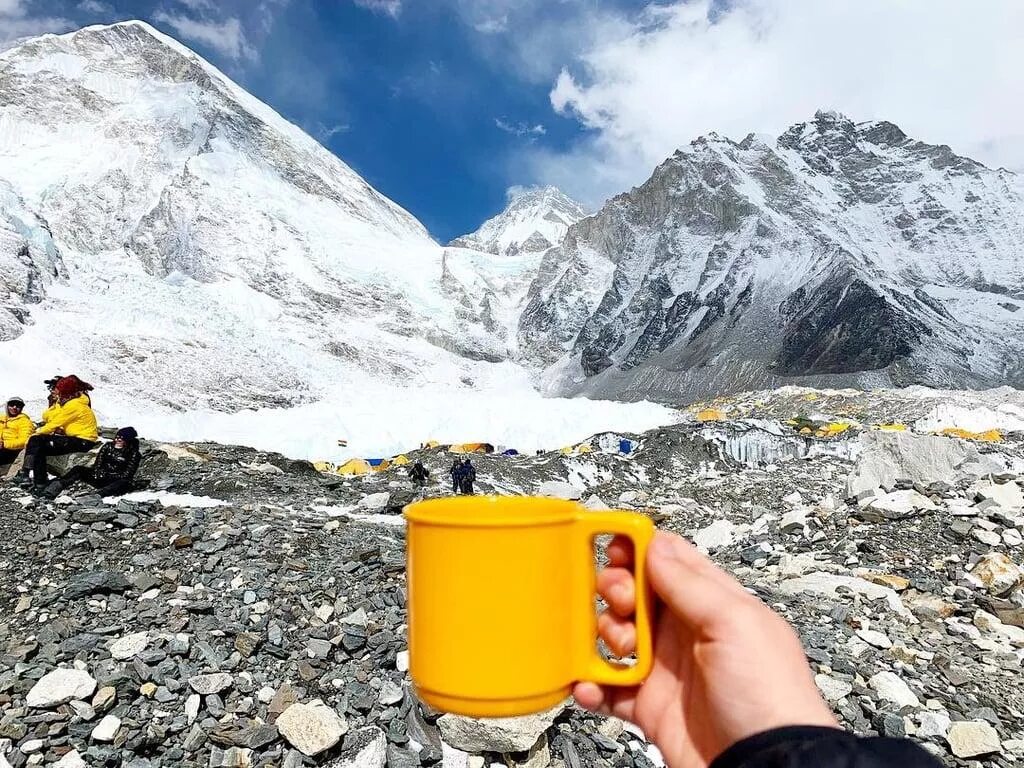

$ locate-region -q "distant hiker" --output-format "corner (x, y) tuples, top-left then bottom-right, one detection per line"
(1, 396), (35, 480)
(460, 458), (476, 495)
(16, 376), (99, 491)
(449, 459), (462, 493)
(41, 427), (141, 499)
(409, 460), (429, 488)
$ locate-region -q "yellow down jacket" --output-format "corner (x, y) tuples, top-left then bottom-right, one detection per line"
(36, 395), (99, 442)
(0, 412), (35, 450)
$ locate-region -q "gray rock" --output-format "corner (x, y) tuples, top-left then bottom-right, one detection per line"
(276, 701), (349, 756)
(189, 673), (234, 695)
(65, 570), (131, 598)
(868, 671), (920, 708)
(437, 703), (565, 753)
(538, 480), (583, 500)
(947, 721), (1001, 758)
(26, 667), (98, 708)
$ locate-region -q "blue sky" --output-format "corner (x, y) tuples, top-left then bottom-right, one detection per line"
(3, 1), (1023, 243)
(2, 0), (657, 241)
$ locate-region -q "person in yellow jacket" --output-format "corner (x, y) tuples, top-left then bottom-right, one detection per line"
(1, 396), (35, 477)
(16, 376), (99, 491)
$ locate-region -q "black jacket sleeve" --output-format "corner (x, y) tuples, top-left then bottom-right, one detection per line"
(710, 726), (943, 768)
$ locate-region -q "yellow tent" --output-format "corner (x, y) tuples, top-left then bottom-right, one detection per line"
(876, 423), (907, 432)
(338, 458), (372, 475)
(695, 408), (725, 422)
(559, 446), (574, 455)
(816, 422), (852, 437)
(313, 461), (336, 473)
(938, 427), (1002, 442)
(450, 443), (493, 454)
(391, 455), (410, 466)
(422, 440), (440, 449)
(574, 443), (593, 454)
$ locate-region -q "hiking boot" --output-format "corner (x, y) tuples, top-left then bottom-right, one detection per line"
(41, 480), (63, 499)
(13, 472), (32, 488)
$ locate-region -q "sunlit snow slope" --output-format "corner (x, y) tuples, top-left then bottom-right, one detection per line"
(0, 21), (679, 455)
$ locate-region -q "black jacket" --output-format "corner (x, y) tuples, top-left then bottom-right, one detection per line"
(94, 441), (141, 485)
(711, 727), (943, 768)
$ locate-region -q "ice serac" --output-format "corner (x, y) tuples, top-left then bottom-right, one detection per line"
(449, 186), (586, 258)
(0, 21), (507, 410)
(518, 111), (1024, 402)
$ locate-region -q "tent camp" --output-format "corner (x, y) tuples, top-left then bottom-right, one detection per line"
(337, 458), (372, 475)
(449, 443), (494, 454)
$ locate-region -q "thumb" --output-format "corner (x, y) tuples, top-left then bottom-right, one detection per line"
(646, 531), (750, 633)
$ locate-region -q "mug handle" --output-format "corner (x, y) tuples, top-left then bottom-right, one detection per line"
(574, 511), (654, 686)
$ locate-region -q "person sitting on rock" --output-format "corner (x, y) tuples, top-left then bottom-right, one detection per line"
(1, 396), (35, 479)
(459, 458), (476, 495)
(409, 460), (429, 488)
(16, 376), (99, 491)
(40, 426), (141, 499)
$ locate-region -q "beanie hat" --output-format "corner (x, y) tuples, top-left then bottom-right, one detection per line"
(115, 427), (138, 441)
(6, 396), (24, 407)
(61, 375), (94, 392)
(54, 378), (80, 399)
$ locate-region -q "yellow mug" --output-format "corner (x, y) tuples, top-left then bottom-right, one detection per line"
(404, 495), (654, 717)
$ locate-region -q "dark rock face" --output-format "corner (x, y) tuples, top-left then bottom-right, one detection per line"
(778, 278), (924, 375)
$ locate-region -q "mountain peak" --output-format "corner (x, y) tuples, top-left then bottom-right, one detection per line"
(449, 186), (586, 256)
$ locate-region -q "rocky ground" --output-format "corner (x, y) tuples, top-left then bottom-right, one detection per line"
(2, 390), (1024, 767)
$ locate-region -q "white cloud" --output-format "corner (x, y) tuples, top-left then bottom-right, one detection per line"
(533, 0), (1024, 206)
(77, 0), (114, 12)
(0, 0), (74, 43)
(353, 0), (401, 18)
(495, 118), (545, 138)
(314, 122), (350, 141)
(153, 10), (255, 61)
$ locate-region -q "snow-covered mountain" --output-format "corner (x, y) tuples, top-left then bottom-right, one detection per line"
(519, 111), (1024, 402)
(449, 185), (585, 257)
(0, 20), (517, 412)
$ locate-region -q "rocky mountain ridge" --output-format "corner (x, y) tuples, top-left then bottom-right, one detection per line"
(518, 111), (1024, 403)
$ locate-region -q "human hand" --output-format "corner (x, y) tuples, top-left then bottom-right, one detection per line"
(574, 530), (838, 768)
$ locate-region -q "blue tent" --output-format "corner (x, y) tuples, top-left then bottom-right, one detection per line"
(619, 439), (635, 454)
(502, 448), (519, 456)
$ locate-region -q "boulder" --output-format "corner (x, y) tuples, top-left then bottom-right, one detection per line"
(109, 632), (149, 660)
(947, 721), (1001, 758)
(868, 671), (920, 708)
(276, 701), (349, 756)
(437, 703), (565, 753)
(866, 490), (937, 516)
(693, 520), (738, 553)
(26, 668), (97, 708)
(189, 673), (234, 695)
(970, 552), (1024, 596)
(846, 431), (974, 497)
(973, 479), (1024, 511)
(359, 492), (391, 512)
(777, 572), (913, 619)
(538, 480), (582, 500)
(91, 714), (121, 742)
